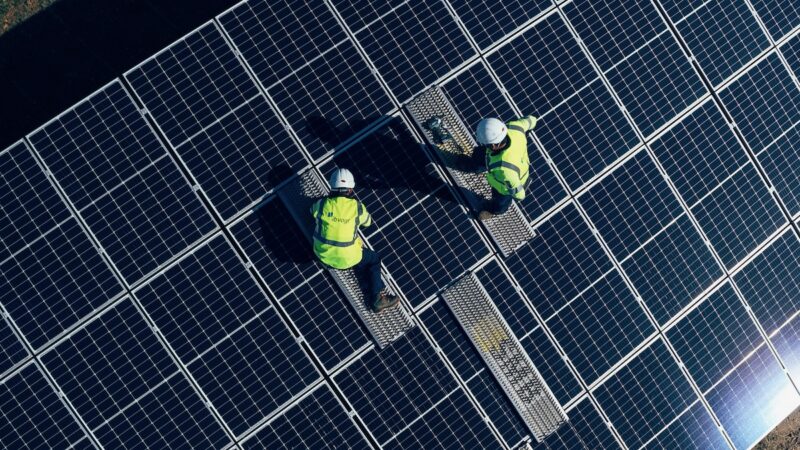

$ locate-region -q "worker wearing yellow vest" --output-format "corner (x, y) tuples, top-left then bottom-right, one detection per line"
(474, 115), (537, 220)
(311, 168), (400, 313)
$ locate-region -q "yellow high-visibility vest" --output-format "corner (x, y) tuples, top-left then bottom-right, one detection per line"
(486, 116), (536, 200)
(310, 195), (372, 269)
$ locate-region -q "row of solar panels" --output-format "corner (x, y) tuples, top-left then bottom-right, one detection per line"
(1, 0), (800, 449)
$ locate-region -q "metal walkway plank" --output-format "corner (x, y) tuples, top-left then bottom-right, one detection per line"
(277, 170), (415, 349)
(406, 86), (535, 257)
(442, 273), (567, 441)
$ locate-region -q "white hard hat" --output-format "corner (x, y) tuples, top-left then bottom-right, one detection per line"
(476, 117), (507, 145)
(329, 168), (355, 190)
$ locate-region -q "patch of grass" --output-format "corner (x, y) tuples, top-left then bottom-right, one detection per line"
(1, 0), (60, 35)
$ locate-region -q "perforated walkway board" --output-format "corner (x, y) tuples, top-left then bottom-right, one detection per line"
(442, 273), (567, 441)
(277, 169), (415, 349)
(406, 86), (535, 257)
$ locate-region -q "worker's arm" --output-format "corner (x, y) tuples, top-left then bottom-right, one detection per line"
(358, 202), (372, 228)
(507, 115), (537, 133)
(500, 171), (526, 201)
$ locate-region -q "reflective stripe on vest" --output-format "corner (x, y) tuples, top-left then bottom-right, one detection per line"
(488, 160), (522, 177)
(313, 199), (361, 247)
(507, 124), (526, 133)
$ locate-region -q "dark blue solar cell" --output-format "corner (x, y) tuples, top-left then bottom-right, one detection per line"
(187, 306), (319, 435)
(27, 82), (166, 210)
(748, 0), (800, 40)
(642, 402), (728, 450)
(531, 397), (621, 450)
(706, 345), (798, 450)
(720, 53), (800, 152)
(1, 218), (122, 349)
(125, 22), (259, 146)
(98, 375), (231, 450)
(242, 385), (369, 449)
(667, 283), (765, 391)
(673, 0), (771, 86)
(42, 300), (178, 428)
(334, 328), (458, 444)
(269, 40), (393, 160)
(771, 314), (800, 381)
(420, 300), (485, 379)
(281, 272), (370, 370)
(757, 122), (800, 216)
(564, 0), (666, 71)
(230, 198), (321, 300)
(691, 163), (785, 268)
(734, 230), (800, 334)
(369, 190), (487, 305)
(0, 318), (26, 376)
(606, 32), (706, 137)
(594, 340), (697, 449)
(519, 148), (570, 223)
(783, 34), (800, 78)
(43, 299), (230, 449)
(658, 0), (714, 22)
(506, 204), (613, 318)
(547, 270), (653, 384)
(442, 63), (567, 222)
(650, 101), (749, 206)
(219, 0), (347, 88)
(465, 371), (529, 448)
(581, 150), (684, 260)
(81, 156), (216, 284)
(442, 62), (516, 126)
(0, 142), (72, 262)
(450, 0), (551, 49)
(622, 214), (721, 326)
(329, 0), (406, 33)
(536, 78), (639, 190)
(354, 1), (474, 102)
(475, 260), (538, 337)
(177, 95), (307, 220)
(0, 364), (89, 449)
(388, 388), (501, 450)
(135, 235), (318, 433)
(520, 327), (583, 405)
(322, 120), (443, 228)
(488, 13), (596, 115)
(134, 235), (272, 362)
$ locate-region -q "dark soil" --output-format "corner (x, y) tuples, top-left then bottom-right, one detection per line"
(0, 0), (239, 150)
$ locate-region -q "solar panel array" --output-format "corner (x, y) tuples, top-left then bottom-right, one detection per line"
(2, 0), (800, 449)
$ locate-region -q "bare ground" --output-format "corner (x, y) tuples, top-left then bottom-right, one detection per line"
(1, 0), (58, 34)
(754, 406), (800, 450)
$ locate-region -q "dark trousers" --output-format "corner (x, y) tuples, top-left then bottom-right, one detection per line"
(486, 189), (514, 214)
(356, 248), (385, 303)
(485, 175), (531, 214)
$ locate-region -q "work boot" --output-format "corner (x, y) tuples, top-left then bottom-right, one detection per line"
(372, 291), (399, 313)
(478, 210), (494, 221)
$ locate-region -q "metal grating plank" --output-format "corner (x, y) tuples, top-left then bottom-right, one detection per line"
(442, 272), (567, 441)
(277, 170), (414, 349)
(405, 85), (535, 257)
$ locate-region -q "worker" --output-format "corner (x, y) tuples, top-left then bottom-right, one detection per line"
(474, 115), (537, 220)
(311, 168), (400, 313)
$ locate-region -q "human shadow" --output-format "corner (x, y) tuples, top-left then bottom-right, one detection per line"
(306, 115), (458, 206)
(254, 163), (315, 266)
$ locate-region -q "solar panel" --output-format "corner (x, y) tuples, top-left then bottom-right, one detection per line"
(3, 0), (800, 449)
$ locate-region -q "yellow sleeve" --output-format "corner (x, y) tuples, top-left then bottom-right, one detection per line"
(507, 116), (537, 132)
(358, 202), (372, 228)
